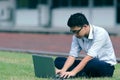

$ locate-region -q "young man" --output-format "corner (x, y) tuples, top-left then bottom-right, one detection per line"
(54, 13), (117, 79)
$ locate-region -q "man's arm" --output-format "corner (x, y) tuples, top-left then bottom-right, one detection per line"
(71, 55), (93, 75)
(56, 56), (75, 75)
(61, 56), (75, 72)
(60, 55), (93, 78)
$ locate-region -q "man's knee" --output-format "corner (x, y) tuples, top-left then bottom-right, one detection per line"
(54, 57), (67, 69)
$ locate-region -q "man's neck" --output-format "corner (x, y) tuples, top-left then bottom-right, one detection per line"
(85, 25), (90, 38)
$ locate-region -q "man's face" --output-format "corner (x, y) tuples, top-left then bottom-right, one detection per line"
(70, 26), (86, 38)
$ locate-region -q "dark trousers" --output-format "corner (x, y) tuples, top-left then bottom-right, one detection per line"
(54, 57), (115, 78)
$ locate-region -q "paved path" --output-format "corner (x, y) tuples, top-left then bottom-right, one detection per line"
(0, 32), (120, 58)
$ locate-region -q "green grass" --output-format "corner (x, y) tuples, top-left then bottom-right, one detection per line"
(0, 51), (120, 80)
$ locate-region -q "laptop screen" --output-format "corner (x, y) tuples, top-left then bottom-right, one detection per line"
(32, 54), (56, 78)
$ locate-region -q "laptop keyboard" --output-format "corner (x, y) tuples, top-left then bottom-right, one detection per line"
(55, 74), (63, 80)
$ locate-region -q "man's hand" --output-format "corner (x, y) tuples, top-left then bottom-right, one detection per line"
(56, 69), (66, 75)
(60, 71), (76, 79)
(56, 69), (61, 74)
(56, 68), (76, 79)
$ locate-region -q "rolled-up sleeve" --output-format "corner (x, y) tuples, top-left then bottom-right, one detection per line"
(69, 36), (81, 57)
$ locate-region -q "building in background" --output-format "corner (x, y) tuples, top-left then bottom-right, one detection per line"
(0, 0), (120, 33)
(0, 0), (15, 27)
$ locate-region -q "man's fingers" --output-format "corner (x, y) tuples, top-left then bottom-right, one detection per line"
(60, 72), (71, 79)
(56, 69), (61, 74)
(67, 74), (71, 79)
(63, 74), (69, 79)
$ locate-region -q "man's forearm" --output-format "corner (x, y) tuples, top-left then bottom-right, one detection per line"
(62, 56), (75, 71)
(71, 55), (93, 74)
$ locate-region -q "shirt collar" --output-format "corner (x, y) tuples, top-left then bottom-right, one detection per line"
(88, 25), (93, 39)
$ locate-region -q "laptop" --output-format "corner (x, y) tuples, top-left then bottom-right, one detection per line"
(32, 54), (60, 79)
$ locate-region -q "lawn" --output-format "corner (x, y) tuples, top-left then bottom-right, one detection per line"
(0, 51), (120, 80)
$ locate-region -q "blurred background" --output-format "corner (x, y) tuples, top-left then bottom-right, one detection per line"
(0, 0), (120, 59)
(0, 0), (120, 34)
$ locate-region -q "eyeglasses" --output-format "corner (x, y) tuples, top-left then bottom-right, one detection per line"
(70, 27), (83, 34)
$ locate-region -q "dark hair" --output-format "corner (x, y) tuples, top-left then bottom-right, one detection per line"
(67, 13), (89, 28)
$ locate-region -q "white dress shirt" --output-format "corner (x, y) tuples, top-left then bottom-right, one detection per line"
(69, 25), (117, 65)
